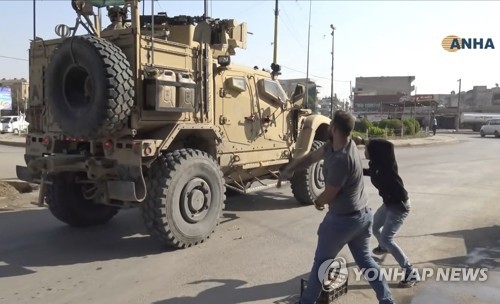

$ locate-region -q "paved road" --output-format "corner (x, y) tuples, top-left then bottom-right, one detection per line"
(0, 134), (499, 304)
(0, 145), (24, 180)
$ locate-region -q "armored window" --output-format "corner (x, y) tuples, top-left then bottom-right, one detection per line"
(226, 77), (247, 93)
(258, 79), (287, 104)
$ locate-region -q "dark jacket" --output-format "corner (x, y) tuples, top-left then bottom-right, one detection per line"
(363, 139), (409, 212)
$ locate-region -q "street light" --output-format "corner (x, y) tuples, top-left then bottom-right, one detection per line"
(330, 24), (335, 119)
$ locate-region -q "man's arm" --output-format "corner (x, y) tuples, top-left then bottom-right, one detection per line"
(279, 146), (325, 180)
(314, 184), (341, 210)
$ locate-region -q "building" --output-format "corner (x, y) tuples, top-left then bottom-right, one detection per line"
(317, 97), (332, 117)
(352, 76), (415, 115)
(352, 75), (500, 130)
(0, 78), (29, 116)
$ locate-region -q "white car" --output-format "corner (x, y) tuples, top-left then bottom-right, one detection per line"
(479, 119), (500, 138)
(0, 115), (29, 134)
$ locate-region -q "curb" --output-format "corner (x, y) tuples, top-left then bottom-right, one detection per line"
(390, 137), (459, 148)
(356, 136), (460, 149)
(0, 140), (25, 148)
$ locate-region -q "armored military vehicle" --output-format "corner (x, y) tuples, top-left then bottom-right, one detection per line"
(17, 0), (331, 248)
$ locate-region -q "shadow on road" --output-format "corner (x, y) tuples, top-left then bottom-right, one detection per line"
(378, 225), (500, 271)
(0, 190), (302, 279)
(430, 225), (500, 271)
(0, 208), (167, 278)
(152, 274), (306, 304)
(224, 191), (305, 212)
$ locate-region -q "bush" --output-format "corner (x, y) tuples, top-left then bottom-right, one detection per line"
(402, 118), (421, 135)
(368, 126), (386, 137)
(354, 119), (372, 133)
(379, 119), (402, 130)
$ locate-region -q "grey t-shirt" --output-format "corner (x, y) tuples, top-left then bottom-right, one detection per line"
(322, 139), (368, 215)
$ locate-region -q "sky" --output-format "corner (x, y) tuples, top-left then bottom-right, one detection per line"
(1, 0), (500, 102)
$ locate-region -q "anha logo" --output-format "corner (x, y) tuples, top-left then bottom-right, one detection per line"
(442, 35), (495, 52)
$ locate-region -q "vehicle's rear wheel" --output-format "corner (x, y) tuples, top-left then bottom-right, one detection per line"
(290, 140), (326, 205)
(45, 172), (119, 227)
(494, 131), (499, 138)
(141, 149), (226, 248)
(480, 130), (485, 137)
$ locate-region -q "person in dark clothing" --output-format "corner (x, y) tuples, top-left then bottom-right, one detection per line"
(363, 138), (420, 288)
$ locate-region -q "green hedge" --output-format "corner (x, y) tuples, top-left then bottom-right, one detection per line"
(354, 119), (373, 133)
(402, 118), (421, 135)
(378, 119), (402, 130)
(368, 126), (386, 137)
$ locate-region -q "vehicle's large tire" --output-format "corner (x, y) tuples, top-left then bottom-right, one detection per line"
(45, 172), (119, 227)
(46, 35), (134, 138)
(141, 149), (226, 249)
(290, 140), (326, 205)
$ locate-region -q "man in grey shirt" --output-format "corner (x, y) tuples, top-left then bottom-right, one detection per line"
(280, 110), (394, 304)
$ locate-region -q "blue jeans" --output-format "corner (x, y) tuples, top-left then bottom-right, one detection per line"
(300, 208), (394, 304)
(373, 203), (410, 269)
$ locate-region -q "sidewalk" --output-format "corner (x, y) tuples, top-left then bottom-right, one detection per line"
(388, 134), (459, 147)
(0, 133), (26, 147)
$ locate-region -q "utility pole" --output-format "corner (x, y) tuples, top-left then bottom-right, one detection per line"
(33, 0), (36, 41)
(456, 78), (461, 131)
(330, 24), (335, 118)
(304, 0), (312, 109)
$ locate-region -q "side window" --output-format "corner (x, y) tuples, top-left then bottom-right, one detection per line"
(12, 117), (17, 122)
(258, 79), (287, 104)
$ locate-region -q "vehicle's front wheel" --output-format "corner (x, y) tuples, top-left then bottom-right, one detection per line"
(480, 130), (485, 137)
(290, 140), (326, 205)
(495, 131), (499, 138)
(141, 149), (226, 249)
(45, 172), (119, 227)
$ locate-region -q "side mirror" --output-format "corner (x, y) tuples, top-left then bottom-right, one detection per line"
(291, 83), (305, 105)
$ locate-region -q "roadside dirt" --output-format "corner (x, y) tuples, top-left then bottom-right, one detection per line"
(0, 181), (40, 211)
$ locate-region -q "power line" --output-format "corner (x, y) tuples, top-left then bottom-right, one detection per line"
(281, 65), (350, 82)
(0, 55), (28, 62)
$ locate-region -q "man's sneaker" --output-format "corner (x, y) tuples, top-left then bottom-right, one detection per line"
(372, 246), (389, 255)
(398, 267), (420, 288)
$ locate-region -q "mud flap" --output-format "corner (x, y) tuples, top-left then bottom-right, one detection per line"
(107, 167), (147, 202)
(16, 165), (40, 184)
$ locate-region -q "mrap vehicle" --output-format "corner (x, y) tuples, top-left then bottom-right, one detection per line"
(17, 0), (332, 249)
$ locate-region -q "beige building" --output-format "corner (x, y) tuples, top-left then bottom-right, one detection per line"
(0, 78), (29, 115)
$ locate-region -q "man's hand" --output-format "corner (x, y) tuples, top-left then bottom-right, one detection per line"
(277, 167), (293, 188)
(313, 199), (325, 211)
(353, 136), (365, 146)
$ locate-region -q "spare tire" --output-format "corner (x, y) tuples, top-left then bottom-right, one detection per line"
(46, 35), (134, 138)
